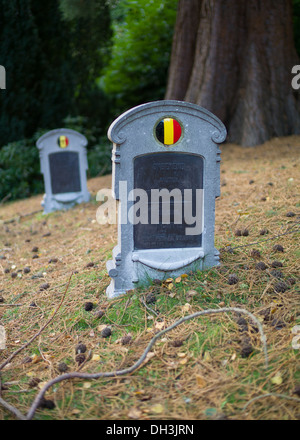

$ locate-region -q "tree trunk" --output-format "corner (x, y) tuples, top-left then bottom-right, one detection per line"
(165, 0), (300, 146)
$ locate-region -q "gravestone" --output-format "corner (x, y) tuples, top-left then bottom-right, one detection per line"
(106, 100), (227, 298)
(36, 128), (90, 214)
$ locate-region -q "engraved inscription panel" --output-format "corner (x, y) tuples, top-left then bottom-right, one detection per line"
(134, 153), (203, 250)
(49, 152), (81, 194)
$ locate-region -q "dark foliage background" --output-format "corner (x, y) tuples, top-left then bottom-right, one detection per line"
(0, 0), (299, 203)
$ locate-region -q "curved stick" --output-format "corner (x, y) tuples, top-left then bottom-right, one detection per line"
(26, 307), (268, 420)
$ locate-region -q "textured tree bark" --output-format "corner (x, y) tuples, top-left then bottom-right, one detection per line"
(165, 0), (300, 146)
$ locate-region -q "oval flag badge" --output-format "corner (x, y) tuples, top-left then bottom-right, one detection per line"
(57, 135), (69, 148)
(156, 118), (182, 145)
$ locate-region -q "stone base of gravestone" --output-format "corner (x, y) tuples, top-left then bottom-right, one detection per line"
(106, 247), (220, 298)
(41, 192), (90, 214)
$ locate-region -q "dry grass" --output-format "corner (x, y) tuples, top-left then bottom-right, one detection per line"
(0, 136), (299, 420)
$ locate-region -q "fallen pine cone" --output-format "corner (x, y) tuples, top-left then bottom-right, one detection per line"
(75, 343), (87, 354)
(101, 327), (112, 338)
(57, 362), (69, 373)
(38, 397), (55, 410)
(250, 249), (261, 259)
(75, 353), (86, 365)
(271, 261), (283, 268)
(121, 334), (132, 345)
(228, 274), (239, 285)
(255, 262), (268, 271)
(273, 244), (284, 252)
(84, 302), (94, 311)
(28, 377), (42, 388)
(94, 310), (105, 319)
(274, 281), (289, 293)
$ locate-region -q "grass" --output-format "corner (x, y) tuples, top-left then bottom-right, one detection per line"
(0, 137), (299, 420)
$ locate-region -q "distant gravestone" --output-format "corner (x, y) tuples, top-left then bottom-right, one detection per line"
(106, 100), (227, 298)
(36, 129), (90, 214)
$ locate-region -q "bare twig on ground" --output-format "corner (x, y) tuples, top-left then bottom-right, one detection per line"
(0, 304), (23, 307)
(23, 306), (267, 420)
(0, 273), (73, 371)
(0, 396), (27, 420)
(2, 209), (43, 225)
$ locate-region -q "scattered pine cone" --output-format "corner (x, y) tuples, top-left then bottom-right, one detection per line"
(38, 397), (55, 410)
(121, 335), (132, 345)
(153, 279), (162, 285)
(271, 261), (283, 268)
(286, 277), (296, 285)
(75, 343), (87, 354)
(21, 356), (32, 364)
(28, 377), (42, 388)
(270, 270), (283, 279)
(101, 327), (112, 338)
(75, 353), (86, 365)
(145, 292), (157, 304)
(292, 385), (300, 397)
(94, 310), (104, 319)
(271, 318), (286, 330)
(241, 344), (253, 358)
(57, 362), (69, 373)
(250, 249), (261, 259)
(171, 339), (183, 348)
(84, 302), (94, 311)
(274, 281), (289, 293)
(273, 244), (284, 252)
(255, 262), (268, 271)
(228, 274), (239, 285)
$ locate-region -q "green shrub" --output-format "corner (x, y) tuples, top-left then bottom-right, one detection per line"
(101, 0), (177, 114)
(0, 131), (45, 202)
(0, 118), (112, 203)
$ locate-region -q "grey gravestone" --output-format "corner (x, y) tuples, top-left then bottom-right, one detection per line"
(36, 128), (90, 214)
(106, 100), (227, 298)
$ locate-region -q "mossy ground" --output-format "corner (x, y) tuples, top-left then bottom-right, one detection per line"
(0, 136), (299, 420)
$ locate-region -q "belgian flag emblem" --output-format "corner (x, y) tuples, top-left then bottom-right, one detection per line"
(57, 135), (69, 148)
(156, 118), (182, 145)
